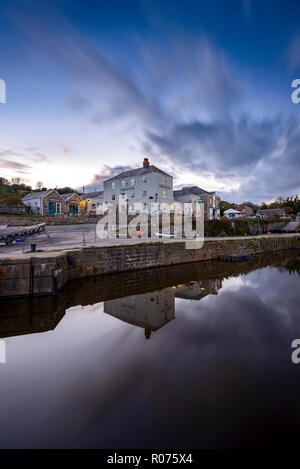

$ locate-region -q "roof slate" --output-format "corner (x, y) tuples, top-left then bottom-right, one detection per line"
(174, 186), (214, 197)
(22, 190), (58, 201)
(103, 165), (171, 183)
(80, 191), (103, 201)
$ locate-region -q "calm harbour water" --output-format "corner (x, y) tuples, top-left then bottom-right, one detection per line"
(0, 251), (300, 448)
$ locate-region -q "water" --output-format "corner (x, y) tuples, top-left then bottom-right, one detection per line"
(0, 251), (300, 448)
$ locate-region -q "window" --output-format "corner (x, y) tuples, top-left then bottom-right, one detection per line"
(143, 175), (147, 183)
(143, 190), (147, 197)
(112, 194), (116, 201)
(121, 180), (125, 186)
(130, 192), (135, 199)
(112, 181), (116, 189)
(163, 176), (167, 184)
(130, 204), (135, 212)
(69, 203), (79, 214)
(130, 178), (135, 185)
(163, 189), (167, 199)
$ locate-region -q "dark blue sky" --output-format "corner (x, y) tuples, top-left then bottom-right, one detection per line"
(0, 0), (300, 202)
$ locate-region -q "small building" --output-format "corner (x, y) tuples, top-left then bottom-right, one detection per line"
(173, 186), (220, 220)
(223, 208), (243, 219)
(80, 191), (104, 215)
(22, 190), (64, 215)
(258, 208), (288, 218)
(236, 204), (254, 217)
(60, 193), (83, 215)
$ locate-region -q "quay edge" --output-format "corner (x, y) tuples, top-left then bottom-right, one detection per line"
(0, 236), (299, 298)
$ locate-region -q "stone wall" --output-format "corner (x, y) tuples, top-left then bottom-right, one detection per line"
(0, 214), (99, 226)
(0, 236), (299, 297)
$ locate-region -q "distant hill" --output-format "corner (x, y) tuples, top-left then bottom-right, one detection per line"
(0, 178), (32, 206)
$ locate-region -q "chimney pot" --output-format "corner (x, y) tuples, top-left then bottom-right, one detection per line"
(143, 157), (149, 168)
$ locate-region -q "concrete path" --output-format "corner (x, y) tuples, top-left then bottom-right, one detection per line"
(0, 223), (299, 259)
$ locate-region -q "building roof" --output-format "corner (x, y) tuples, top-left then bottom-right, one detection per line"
(80, 191), (103, 201)
(103, 165), (171, 184)
(224, 208), (242, 214)
(174, 186), (214, 197)
(60, 192), (83, 202)
(22, 190), (62, 201)
(258, 208), (287, 216)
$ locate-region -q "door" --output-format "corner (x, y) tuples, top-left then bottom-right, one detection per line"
(48, 201), (61, 214)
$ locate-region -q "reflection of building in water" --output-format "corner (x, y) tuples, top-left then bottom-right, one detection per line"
(104, 278), (222, 339)
(104, 288), (175, 339)
(174, 278), (222, 301)
(0, 278), (222, 340)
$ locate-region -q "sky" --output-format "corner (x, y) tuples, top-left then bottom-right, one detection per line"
(0, 0), (300, 203)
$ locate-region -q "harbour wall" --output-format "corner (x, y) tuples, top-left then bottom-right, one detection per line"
(0, 236), (299, 297)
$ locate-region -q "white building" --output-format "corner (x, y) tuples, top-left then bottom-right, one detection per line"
(103, 158), (175, 213)
(224, 208), (243, 219)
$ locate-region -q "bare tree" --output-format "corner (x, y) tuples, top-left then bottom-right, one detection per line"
(11, 177), (23, 185)
(36, 181), (43, 191)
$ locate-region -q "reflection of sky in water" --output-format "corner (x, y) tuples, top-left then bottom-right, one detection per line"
(0, 263), (300, 448)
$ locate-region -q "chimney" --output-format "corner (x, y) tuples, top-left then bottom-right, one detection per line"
(143, 157), (149, 168)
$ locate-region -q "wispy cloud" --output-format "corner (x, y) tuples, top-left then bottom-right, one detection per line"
(9, 2), (300, 202)
(0, 157), (31, 173)
(83, 164), (134, 191)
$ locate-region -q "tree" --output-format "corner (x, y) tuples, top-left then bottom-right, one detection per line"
(0, 177), (9, 186)
(56, 186), (75, 194)
(10, 177), (23, 185)
(36, 181), (43, 191)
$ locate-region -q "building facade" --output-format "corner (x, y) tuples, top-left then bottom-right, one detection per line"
(60, 193), (83, 215)
(223, 208), (243, 219)
(80, 191), (104, 215)
(103, 158), (174, 213)
(236, 204), (254, 217)
(22, 190), (65, 215)
(258, 208), (289, 218)
(173, 186), (220, 220)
